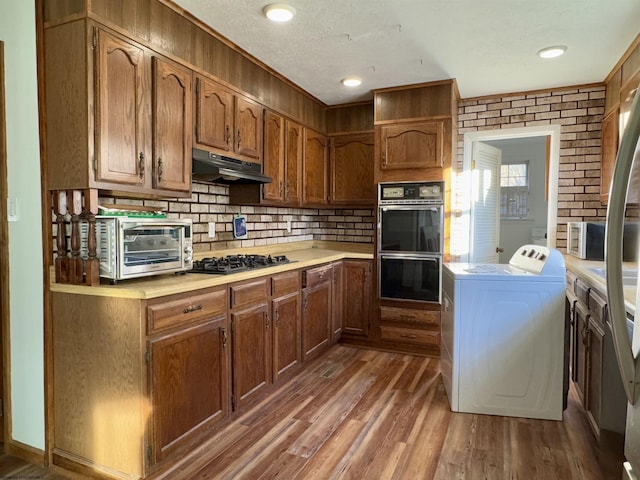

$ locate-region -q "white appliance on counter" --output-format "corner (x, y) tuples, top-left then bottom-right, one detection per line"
(605, 90), (640, 480)
(441, 245), (566, 420)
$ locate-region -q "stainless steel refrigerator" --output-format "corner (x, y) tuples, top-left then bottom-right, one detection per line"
(605, 90), (640, 480)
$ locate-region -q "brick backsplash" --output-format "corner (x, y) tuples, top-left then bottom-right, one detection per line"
(98, 183), (374, 252)
(457, 85), (638, 250)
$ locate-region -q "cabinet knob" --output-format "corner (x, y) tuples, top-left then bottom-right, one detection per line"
(138, 152), (145, 178)
(157, 158), (163, 182)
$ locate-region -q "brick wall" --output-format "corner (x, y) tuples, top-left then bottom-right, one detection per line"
(456, 84), (636, 250)
(100, 183), (374, 252)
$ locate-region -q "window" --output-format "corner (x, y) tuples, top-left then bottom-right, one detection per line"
(500, 162), (529, 219)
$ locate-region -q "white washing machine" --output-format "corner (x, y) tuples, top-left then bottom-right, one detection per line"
(441, 244), (566, 421)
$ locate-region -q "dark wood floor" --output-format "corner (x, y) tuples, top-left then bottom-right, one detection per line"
(7, 345), (603, 480)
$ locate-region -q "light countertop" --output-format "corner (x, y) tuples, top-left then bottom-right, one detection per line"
(50, 241), (373, 299)
(564, 255), (637, 316)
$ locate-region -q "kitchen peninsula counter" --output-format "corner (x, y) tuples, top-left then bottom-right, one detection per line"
(564, 254), (637, 316)
(49, 240), (374, 299)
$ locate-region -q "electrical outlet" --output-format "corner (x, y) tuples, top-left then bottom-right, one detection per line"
(286, 220), (292, 233)
(208, 222), (216, 238)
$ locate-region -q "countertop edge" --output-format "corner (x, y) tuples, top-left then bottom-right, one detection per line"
(50, 244), (373, 299)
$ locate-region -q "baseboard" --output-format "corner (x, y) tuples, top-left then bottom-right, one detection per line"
(4, 439), (45, 466)
(53, 449), (139, 480)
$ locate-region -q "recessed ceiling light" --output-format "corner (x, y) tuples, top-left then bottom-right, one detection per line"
(263, 4), (296, 22)
(341, 77), (362, 87)
(537, 45), (567, 59)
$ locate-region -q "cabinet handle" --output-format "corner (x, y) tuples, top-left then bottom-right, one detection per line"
(222, 327), (227, 350)
(382, 151), (387, 166)
(266, 313), (270, 329)
(279, 181), (284, 197)
(157, 158), (163, 182)
(304, 297), (308, 310)
(183, 304), (203, 314)
(225, 125), (231, 146)
(400, 334), (417, 339)
(275, 308), (280, 327)
(138, 152), (145, 178)
(237, 129), (241, 149)
(285, 181), (289, 198)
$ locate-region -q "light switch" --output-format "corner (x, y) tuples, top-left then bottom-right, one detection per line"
(7, 197), (18, 222)
(208, 222), (216, 238)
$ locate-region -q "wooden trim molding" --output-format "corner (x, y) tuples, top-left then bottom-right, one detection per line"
(5, 439), (46, 467)
(0, 41), (9, 452)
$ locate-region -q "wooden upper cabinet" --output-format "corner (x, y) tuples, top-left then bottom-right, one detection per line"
(194, 75), (233, 153)
(330, 133), (374, 206)
(194, 74), (263, 163)
(600, 109), (618, 204)
(94, 28), (146, 186)
(235, 95), (263, 162)
(152, 57), (192, 193)
(285, 120), (303, 205)
(44, 23), (192, 197)
(263, 110), (285, 203)
(379, 121), (443, 171)
(303, 128), (328, 206)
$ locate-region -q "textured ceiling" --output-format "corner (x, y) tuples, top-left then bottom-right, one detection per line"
(172, 0), (640, 105)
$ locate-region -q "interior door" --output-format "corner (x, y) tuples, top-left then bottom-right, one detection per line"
(470, 141), (502, 263)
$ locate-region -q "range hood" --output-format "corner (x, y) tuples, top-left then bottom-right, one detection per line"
(192, 148), (272, 184)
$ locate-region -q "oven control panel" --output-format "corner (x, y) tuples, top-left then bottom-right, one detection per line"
(378, 181), (444, 203)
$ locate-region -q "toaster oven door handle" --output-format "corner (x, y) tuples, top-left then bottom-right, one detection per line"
(126, 224), (187, 230)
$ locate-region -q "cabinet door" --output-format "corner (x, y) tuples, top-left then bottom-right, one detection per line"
(331, 261), (343, 341)
(263, 110), (285, 202)
(330, 133), (375, 205)
(272, 291), (301, 381)
(600, 109), (619, 203)
(586, 317), (604, 436)
(573, 301), (589, 405)
(231, 303), (270, 409)
(148, 317), (229, 464)
(380, 121), (443, 170)
(301, 280), (331, 359)
(194, 75), (233, 152)
(343, 260), (371, 336)
(152, 57), (192, 193)
(303, 128), (328, 206)
(235, 95), (263, 162)
(94, 29), (145, 186)
(285, 120), (303, 205)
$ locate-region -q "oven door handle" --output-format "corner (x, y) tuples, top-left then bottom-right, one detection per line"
(379, 254), (441, 262)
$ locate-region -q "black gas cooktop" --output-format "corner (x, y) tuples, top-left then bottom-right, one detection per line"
(190, 254), (294, 275)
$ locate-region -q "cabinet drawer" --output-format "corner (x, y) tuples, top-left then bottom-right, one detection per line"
(271, 271), (300, 297)
(588, 288), (608, 325)
(380, 306), (440, 326)
(380, 326), (440, 346)
(302, 264), (332, 288)
(147, 286), (226, 333)
(230, 278), (268, 309)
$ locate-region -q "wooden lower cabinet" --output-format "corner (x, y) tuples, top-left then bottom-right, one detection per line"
(342, 260), (371, 336)
(377, 304), (441, 355)
(331, 261), (344, 341)
(271, 271), (302, 381)
(148, 317), (228, 464)
(52, 285), (230, 479)
(302, 264), (333, 359)
(230, 279), (271, 409)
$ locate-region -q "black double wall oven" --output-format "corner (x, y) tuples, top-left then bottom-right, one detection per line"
(378, 181), (444, 303)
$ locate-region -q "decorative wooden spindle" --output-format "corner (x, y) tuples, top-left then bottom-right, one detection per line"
(54, 190), (69, 284)
(68, 190), (84, 284)
(83, 189), (100, 286)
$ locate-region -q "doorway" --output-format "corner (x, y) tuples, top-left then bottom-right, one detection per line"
(454, 124), (561, 263)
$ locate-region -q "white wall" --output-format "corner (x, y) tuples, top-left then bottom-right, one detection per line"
(486, 137), (548, 263)
(0, 0), (45, 450)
